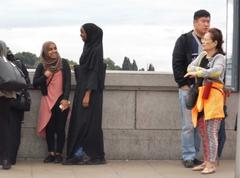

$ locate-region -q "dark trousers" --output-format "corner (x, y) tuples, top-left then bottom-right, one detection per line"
(46, 97), (69, 154)
(10, 109), (23, 164)
(0, 97), (23, 164)
(0, 97), (13, 162)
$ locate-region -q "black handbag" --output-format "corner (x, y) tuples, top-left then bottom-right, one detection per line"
(0, 57), (27, 90)
(11, 90), (31, 111)
(185, 84), (198, 110)
(184, 51), (207, 110)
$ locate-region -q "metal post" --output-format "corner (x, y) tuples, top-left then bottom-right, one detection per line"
(236, 99), (240, 178)
(235, 0), (240, 177)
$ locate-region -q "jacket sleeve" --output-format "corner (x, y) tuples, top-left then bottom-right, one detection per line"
(62, 59), (71, 100)
(194, 55), (226, 80)
(33, 64), (47, 88)
(172, 35), (188, 88)
(187, 51), (207, 72)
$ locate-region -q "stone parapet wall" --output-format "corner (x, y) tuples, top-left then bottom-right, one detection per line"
(18, 71), (237, 159)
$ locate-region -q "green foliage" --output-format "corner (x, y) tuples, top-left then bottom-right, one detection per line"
(14, 52), (78, 70)
(67, 59), (77, 65)
(114, 65), (122, 70)
(147, 64), (155, 71)
(122, 57), (140, 71)
(132, 60), (138, 71)
(13, 51), (155, 72)
(104, 57), (121, 70)
(122, 56), (132, 70)
(65, 59), (77, 70)
(14, 52), (38, 68)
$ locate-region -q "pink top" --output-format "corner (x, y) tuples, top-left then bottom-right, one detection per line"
(37, 71), (63, 137)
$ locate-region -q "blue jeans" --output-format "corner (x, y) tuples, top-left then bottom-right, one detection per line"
(178, 88), (200, 161)
(74, 146), (85, 158)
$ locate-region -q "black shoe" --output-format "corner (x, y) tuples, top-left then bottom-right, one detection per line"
(193, 158), (203, 166)
(54, 155), (63, 163)
(43, 155), (55, 163)
(62, 156), (85, 165)
(2, 160), (11, 170)
(11, 160), (16, 165)
(85, 158), (106, 165)
(182, 160), (194, 168)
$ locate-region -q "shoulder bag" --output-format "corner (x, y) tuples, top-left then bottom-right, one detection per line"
(0, 57), (27, 91)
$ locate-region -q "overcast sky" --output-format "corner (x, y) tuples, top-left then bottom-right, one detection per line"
(0, 0), (228, 71)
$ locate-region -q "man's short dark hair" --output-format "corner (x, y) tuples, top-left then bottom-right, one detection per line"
(194, 9), (210, 20)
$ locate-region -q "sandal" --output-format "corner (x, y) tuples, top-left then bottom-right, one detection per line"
(192, 164), (205, 171)
(201, 166), (216, 174)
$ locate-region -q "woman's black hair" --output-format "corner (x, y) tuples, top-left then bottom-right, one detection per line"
(208, 28), (225, 55)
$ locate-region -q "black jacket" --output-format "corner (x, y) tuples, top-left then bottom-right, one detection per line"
(172, 30), (195, 88)
(33, 58), (71, 100)
(14, 59), (31, 86)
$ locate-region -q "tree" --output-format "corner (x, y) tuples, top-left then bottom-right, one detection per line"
(104, 58), (121, 70)
(122, 57), (139, 71)
(65, 59), (77, 70)
(105, 58), (115, 69)
(139, 68), (145, 71)
(114, 65), (121, 70)
(132, 60), (138, 71)
(15, 52), (38, 68)
(122, 57), (132, 70)
(147, 64), (155, 71)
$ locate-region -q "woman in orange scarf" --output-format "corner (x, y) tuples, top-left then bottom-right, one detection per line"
(184, 28), (226, 174)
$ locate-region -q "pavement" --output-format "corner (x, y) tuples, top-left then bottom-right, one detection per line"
(0, 160), (235, 178)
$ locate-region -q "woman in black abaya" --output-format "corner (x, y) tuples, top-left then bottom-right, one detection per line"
(64, 23), (106, 165)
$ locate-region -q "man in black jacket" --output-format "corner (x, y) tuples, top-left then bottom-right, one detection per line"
(172, 9), (210, 168)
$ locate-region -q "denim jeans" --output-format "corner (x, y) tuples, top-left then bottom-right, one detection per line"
(74, 146), (85, 158)
(178, 88), (200, 161)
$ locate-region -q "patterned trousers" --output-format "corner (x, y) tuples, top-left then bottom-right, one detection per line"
(198, 117), (221, 162)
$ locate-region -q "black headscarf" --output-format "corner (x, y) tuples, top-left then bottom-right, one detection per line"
(79, 23), (103, 69)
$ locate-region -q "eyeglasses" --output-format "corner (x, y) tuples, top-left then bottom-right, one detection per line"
(201, 38), (213, 44)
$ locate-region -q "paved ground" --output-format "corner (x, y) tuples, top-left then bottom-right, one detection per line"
(0, 160), (235, 178)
